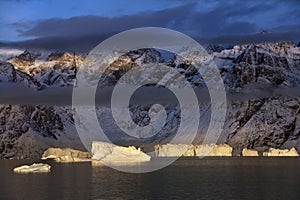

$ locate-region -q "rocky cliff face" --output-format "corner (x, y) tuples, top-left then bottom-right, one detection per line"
(0, 104), (82, 158)
(0, 42), (300, 158)
(219, 42), (300, 153)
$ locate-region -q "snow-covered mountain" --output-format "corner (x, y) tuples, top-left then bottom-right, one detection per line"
(8, 50), (85, 87)
(0, 62), (43, 89)
(1, 42), (300, 158)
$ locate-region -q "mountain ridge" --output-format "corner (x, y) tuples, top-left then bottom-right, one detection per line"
(0, 41), (300, 158)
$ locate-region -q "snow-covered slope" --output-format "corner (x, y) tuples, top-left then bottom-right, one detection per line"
(8, 51), (85, 87)
(0, 61), (43, 89)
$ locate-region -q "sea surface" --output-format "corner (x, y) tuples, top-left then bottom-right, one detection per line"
(1, 157), (300, 200)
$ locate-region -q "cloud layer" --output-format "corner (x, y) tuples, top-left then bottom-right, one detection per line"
(1, 0), (300, 51)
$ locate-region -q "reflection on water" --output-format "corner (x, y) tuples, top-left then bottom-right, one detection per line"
(1, 157), (300, 200)
(0, 159), (92, 199)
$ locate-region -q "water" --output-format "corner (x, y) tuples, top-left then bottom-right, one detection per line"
(1, 157), (300, 200)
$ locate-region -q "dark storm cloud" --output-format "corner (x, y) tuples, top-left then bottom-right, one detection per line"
(3, 30), (299, 52)
(18, 3), (194, 38)
(199, 31), (300, 45)
(18, 1), (269, 38)
(0, 34), (114, 52)
(186, 1), (266, 36)
(2, 0), (300, 51)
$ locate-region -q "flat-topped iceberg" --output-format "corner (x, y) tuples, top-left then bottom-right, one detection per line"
(154, 144), (233, 157)
(242, 148), (259, 156)
(13, 163), (51, 173)
(92, 141), (151, 163)
(263, 147), (299, 157)
(41, 148), (91, 163)
(195, 144), (233, 156)
(154, 144), (195, 157)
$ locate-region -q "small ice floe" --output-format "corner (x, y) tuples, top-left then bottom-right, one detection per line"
(13, 163), (51, 173)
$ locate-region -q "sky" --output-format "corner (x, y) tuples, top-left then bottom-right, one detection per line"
(0, 0), (300, 51)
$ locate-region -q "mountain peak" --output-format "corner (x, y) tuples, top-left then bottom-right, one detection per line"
(9, 50), (41, 67)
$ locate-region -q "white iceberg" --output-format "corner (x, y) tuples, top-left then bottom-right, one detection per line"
(91, 141), (151, 163)
(13, 163), (51, 173)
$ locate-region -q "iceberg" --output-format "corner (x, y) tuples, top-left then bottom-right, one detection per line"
(91, 141), (151, 163)
(195, 144), (233, 156)
(13, 163), (51, 173)
(41, 148), (91, 163)
(263, 147), (299, 157)
(242, 148), (259, 156)
(154, 144), (195, 157)
(154, 144), (233, 157)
